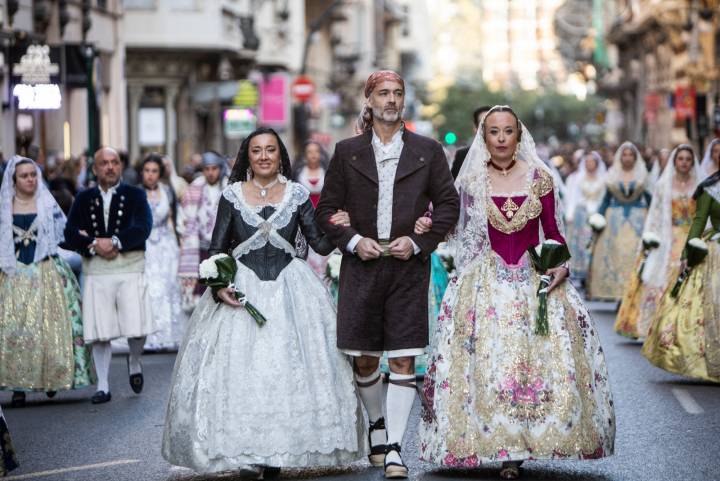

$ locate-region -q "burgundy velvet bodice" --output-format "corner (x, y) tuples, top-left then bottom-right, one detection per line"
(488, 189), (565, 265)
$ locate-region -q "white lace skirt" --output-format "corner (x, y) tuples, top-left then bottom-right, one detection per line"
(162, 258), (366, 473)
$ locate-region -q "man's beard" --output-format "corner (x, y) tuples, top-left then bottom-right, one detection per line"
(371, 106), (402, 124)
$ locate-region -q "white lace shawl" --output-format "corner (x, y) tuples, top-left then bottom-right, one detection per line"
(641, 146), (701, 286)
(700, 138), (720, 179)
(606, 141), (648, 188)
(565, 151), (607, 220)
(0, 156), (66, 275)
(222, 180), (310, 259)
(452, 107), (565, 274)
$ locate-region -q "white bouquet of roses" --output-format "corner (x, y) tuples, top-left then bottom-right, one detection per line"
(199, 254), (267, 326)
(435, 242), (455, 274)
(637, 232), (661, 278)
(325, 252), (342, 283)
(670, 238), (708, 298)
(586, 213), (607, 249)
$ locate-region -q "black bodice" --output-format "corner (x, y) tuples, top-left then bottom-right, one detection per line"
(209, 185), (334, 281)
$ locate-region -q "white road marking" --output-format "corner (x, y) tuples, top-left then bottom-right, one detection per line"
(672, 388), (704, 414)
(6, 459), (140, 480)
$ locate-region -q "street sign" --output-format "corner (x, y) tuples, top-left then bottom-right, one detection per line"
(291, 75), (315, 102)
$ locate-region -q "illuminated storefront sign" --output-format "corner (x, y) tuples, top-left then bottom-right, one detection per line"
(12, 84), (62, 109)
(12, 45), (62, 110)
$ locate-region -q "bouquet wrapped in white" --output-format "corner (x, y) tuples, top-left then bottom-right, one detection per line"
(587, 213), (607, 232)
(637, 232), (661, 278)
(325, 252), (342, 283)
(526, 240), (571, 336)
(199, 254), (267, 326)
(670, 238), (709, 298)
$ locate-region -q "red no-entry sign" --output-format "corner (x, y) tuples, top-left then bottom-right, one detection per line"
(291, 75), (315, 102)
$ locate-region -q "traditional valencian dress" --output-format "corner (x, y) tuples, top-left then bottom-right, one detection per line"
(143, 184), (186, 350)
(0, 157), (94, 394)
(420, 127), (615, 467)
(642, 171), (720, 382)
(588, 142), (651, 301)
(163, 180), (365, 473)
(564, 154), (606, 281)
(615, 147), (700, 339)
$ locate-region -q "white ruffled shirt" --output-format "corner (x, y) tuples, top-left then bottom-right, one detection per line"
(347, 128), (420, 255)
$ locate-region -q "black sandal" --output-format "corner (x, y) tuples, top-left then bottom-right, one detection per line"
(500, 461), (522, 479)
(356, 371), (387, 467)
(367, 417), (387, 467)
(383, 443), (408, 479)
(10, 391), (25, 408)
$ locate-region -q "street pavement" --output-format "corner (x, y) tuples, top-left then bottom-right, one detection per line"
(2, 301), (719, 481)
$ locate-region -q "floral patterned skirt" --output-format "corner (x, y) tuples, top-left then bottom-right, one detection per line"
(642, 239), (720, 383)
(0, 257), (94, 391)
(420, 252), (615, 466)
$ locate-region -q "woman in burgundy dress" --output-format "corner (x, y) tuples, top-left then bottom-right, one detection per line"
(419, 107), (615, 479)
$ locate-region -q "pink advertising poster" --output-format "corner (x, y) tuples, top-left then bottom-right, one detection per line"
(259, 74), (288, 127)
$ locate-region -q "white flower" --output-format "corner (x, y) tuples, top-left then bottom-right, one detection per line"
(688, 238), (708, 250)
(535, 244), (543, 256)
(209, 253), (230, 262)
(199, 258), (219, 279)
(543, 239), (562, 246)
(642, 232), (661, 248)
(588, 213), (607, 230)
(327, 253), (342, 280)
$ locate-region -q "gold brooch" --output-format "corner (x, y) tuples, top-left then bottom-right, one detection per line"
(501, 197), (519, 219)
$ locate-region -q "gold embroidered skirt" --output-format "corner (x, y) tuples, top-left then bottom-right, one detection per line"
(588, 205), (646, 301)
(642, 240), (720, 382)
(0, 258), (75, 391)
(420, 252), (615, 466)
(615, 224), (689, 339)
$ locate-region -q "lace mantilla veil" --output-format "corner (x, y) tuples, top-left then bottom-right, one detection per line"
(450, 106), (566, 274)
(0, 156), (67, 275)
(641, 145), (701, 286)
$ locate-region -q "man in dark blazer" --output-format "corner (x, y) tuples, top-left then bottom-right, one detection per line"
(316, 71), (459, 478)
(450, 105), (491, 179)
(63, 147), (153, 405)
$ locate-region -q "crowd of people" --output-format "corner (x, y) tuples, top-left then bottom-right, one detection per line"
(0, 69), (718, 480)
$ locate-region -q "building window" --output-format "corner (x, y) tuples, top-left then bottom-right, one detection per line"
(123, 0), (156, 9)
(171, 0), (198, 10)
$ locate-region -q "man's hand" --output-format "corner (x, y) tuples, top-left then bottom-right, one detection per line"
(94, 238), (117, 258)
(217, 287), (243, 307)
(388, 236), (414, 261)
(356, 238), (383, 261)
(546, 265), (569, 293)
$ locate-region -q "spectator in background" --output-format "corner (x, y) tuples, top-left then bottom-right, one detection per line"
(451, 105), (491, 179)
(120, 150), (139, 185)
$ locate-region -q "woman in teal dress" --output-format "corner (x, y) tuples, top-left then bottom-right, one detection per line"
(588, 142), (652, 301)
(0, 157), (94, 407)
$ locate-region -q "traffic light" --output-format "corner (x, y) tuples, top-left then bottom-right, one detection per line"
(444, 132), (458, 145)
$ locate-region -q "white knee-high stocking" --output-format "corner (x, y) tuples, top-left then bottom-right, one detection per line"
(127, 336), (145, 375)
(355, 367), (386, 447)
(386, 372), (416, 465)
(92, 341), (112, 393)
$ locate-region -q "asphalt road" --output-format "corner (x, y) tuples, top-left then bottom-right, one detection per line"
(2, 301), (719, 481)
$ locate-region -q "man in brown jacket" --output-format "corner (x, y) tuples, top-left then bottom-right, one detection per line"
(316, 71), (459, 478)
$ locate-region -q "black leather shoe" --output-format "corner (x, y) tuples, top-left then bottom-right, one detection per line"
(261, 467), (281, 479)
(10, 391), (25, 408)
(46, 390), (57, 398)
(129, 372), (144, 394)
(126, 354), (144, 394)
(91, 390), (111, 404)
